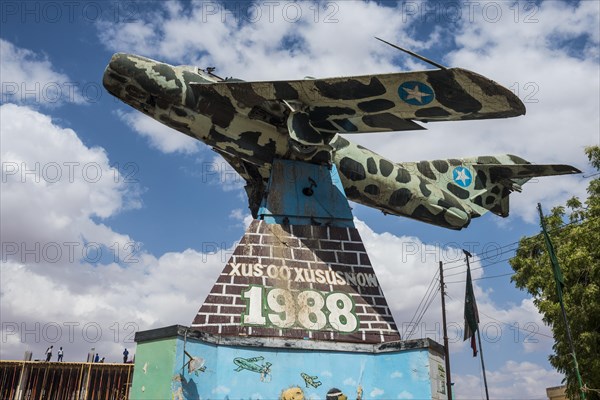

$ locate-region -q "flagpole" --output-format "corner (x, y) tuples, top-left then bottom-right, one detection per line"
(475, 329), (490, 400)
(439, 261), (453, 399)
(464, 252), (489, 400)
(537, 203), (586, 399)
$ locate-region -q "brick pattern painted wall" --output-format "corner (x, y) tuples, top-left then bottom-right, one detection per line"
(191, 220), (401, 344)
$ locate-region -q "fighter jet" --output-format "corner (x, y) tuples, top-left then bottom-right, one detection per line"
(300, 372), (322, 388)
(102, 40), (580, 230)
(233, 356), (272, 374)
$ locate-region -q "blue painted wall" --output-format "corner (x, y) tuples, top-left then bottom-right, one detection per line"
(169, 339), (437, 400)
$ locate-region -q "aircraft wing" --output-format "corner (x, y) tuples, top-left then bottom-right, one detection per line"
(191, 67), (525, 135)
(473, 163), (581, 181)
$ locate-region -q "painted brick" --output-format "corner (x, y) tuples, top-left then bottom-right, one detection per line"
(359, 253), (370, 265)
(292, 248), (314, 261)
(225, 285), (244, 295)
(244, 234), (262, 244)
(349, 229), (362, 242)
(191, 220), (400, 344)
(291, 225), (312, 238)
(312, 225), (329, 238)
(320, 240), (342, 250)
(336, 252), (357, 264)
(251, 245), (271, 257)
(199, 305), (218, 314)
(314, 250), (337, 263)
(208, 315), (232, 324)
(328, 228), (349, 241)
(220, 306), (246, 314)
(343, 242), (366, 252)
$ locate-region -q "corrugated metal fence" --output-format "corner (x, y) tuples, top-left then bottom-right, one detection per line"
(0, 360), (133, 400)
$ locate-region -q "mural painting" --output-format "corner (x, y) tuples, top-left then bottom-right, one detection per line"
(168, 338), (443, 400)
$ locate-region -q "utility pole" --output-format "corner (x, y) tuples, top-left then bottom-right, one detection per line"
(439, 261), (453, 399)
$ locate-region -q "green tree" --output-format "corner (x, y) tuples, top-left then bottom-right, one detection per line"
(510, 146), (600, 399)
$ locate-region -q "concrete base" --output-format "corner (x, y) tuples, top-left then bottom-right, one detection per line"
(129, 325), (448, 400)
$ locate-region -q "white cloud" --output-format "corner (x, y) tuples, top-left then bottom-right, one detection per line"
(229, 208), (254, 229)
(97, 1), (597, 223)
(370, 387), (384, 397)
(343, 377), (357, 386)
(352, 1), (598, 223)
(0, 104), (222, 362)
(453, 360), (563, 400)
(96, 1), (433, 80)
(397, 391), (413, 399)
(211, 385), (231, 395)
(0, 39), (85, 106)
(356, 219), (554, 356)
(116, 110), (200, 154)
(1, 104), (136, 251)
(390, 371), (403, 379)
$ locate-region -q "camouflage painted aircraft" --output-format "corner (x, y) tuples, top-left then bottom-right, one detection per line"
(103, 41), (580, 230)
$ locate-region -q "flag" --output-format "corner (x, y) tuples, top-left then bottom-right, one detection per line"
(464, 265), (480, 357)
(538, 206), (565, 291)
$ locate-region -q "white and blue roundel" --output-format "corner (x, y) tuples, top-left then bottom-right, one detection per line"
(452, 166), (472, 187)
(398, 81), (434, 105)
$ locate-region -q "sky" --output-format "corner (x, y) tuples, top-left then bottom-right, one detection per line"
(1, 0), (599, 398)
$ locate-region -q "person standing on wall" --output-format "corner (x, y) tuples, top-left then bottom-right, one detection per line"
(45, 346), (53, 362)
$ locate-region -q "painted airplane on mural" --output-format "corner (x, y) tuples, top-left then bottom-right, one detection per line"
(233, 356), (272, 375)
(103, 38), (580, 230)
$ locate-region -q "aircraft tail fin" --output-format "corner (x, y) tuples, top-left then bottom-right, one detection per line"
(457, 155), (580, 217)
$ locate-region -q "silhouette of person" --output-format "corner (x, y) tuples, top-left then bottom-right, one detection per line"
(123, 348), (129, 363)
(57, 347), (63, 362)
(45, 346), (53, 362)
(94, 353), (99, 363)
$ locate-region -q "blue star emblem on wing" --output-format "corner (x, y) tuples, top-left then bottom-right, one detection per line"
(398, 81), (435, 105)
(453, 167), (472, 187)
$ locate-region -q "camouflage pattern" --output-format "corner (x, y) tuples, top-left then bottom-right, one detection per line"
(103, 53), (580, 230)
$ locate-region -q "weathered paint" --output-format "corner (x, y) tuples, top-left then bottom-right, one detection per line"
(257, 160), (354, 227)
(129, 337), (178, 399)
(131, 326), (448, 400)
(192, 220), (400, 343)
(102, 53), (581, 230)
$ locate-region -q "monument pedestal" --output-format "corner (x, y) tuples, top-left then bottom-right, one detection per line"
(129, 160), (448, 399)
(191, 220), (400, 344)
(130, 325), (448, 400)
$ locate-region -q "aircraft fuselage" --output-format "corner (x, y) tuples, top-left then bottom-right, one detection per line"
(103, 53), (573, 230)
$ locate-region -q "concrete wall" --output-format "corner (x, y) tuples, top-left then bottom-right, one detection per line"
(130, 326), (448, 400)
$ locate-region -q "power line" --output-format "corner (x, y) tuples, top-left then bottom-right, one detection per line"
(403, 271), (439, 337)
(445, 271), (514, 284)
(405, 285), (440, 340)
(400, 215), (596, 343)
(478, 310), (554, 340)
(402, 269), (439, 337)
(442, 215), (593, 273)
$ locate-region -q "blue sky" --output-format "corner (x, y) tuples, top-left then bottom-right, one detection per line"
(1, 1), (599, 398)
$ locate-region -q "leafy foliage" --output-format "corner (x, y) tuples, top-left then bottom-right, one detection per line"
(510, 146), (600, 399)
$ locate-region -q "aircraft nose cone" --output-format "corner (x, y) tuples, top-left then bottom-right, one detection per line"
(106, 53), (153, 77)
(103, 53), (183, 102)
(106, 53), (127, 76)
